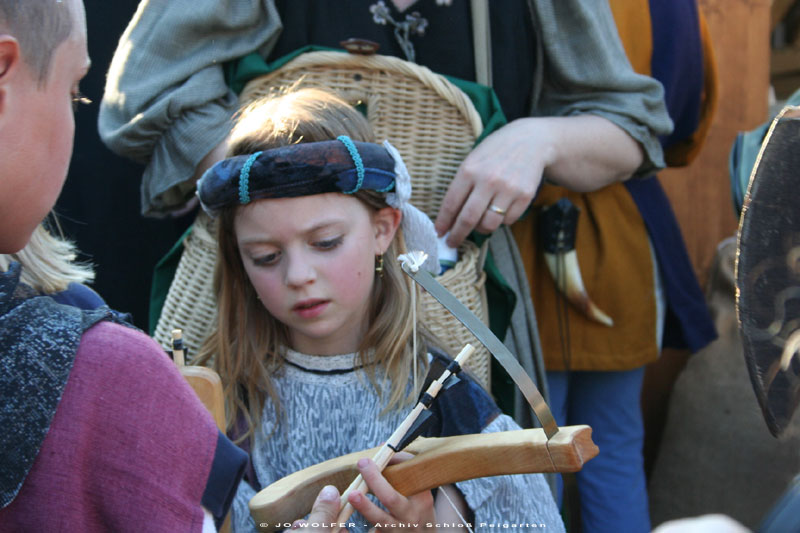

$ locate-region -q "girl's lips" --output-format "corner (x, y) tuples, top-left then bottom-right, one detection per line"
(292, 300), (329, 319)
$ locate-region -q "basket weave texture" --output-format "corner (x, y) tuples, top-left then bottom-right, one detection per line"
(419, 240), (491, 386)
(155, 51), (492, 389)
(238, 51), (482, 221)
(154, 211), (218, 358)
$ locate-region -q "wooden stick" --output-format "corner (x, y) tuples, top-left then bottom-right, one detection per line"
(171, 328), (185, 367)
(335, 344), (476, 523)
(249, 425), (598, 532)
(180, 366), (226, 431)
(170, 327), (229, 532)
(170, 328), (226, 431)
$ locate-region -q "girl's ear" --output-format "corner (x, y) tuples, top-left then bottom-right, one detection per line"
(372, 206), (402, 254)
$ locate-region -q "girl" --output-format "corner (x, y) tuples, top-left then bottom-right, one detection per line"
(196, 88), (564, 532)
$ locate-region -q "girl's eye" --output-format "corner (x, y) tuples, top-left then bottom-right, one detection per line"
(253, 252), (280, 267)
(314, 236), (343, 250)
(71, 91), (92, 112)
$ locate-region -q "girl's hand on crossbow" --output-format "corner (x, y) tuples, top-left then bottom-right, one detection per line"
(347, 458), (436, 532)
(290, 485), (347, 533)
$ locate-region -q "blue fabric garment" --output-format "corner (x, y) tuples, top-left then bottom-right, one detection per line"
(729, 88), (800, 216)
(759, 475), (800, 533)
(421, 348), (501, 439)
(51, 282), (133, 325)
(649, 0), (703, 150)
(625, 177), (716, 352)
(548, 368), (650, 533)
(623, 0), (716, 354)
(51, 282), (105, 311)
(204, 431), (249, 530)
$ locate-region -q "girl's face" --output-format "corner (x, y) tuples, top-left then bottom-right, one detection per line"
(235, 193), (400, 355)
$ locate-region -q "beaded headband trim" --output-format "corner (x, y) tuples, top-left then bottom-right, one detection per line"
(238, 151), (262, 205)
(337, 136), (365, 194)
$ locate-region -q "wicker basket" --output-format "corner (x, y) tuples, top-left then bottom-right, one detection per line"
(155, 51), (492, 389)
(420, 240), (491, 388)
(153, 211), (218, 356)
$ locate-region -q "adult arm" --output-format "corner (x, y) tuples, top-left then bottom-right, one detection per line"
(435, 0), (673, 246)
(98, 0), (281, 217)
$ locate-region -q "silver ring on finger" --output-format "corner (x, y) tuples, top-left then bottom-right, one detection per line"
(487, 204), (507, 215)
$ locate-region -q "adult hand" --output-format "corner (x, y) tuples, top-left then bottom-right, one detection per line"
(347, 458), (436, 532)
(434, 119), (547, 247)
(434, 115), (643, 247)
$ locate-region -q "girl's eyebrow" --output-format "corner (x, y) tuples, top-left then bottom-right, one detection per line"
(238, 219), (346, 245)
(304, 219), (345, 234)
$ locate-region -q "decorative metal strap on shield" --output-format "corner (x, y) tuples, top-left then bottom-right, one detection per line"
(737, 106), (800, 437)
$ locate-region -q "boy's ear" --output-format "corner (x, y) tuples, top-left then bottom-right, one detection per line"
(0, 35), (21, 80)
(373, 206), (403, 254)
(0, 36), (22, 114)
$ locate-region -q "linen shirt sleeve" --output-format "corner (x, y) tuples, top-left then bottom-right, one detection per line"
(530, 0), (673, 178)
(98, 0), (282, 216)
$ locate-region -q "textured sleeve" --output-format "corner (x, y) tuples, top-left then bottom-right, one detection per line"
(231, 480), (259, 532)
(68, 322), (235, 531)
(98, 0), (282, 216)
(530, 0), (672, 178)
(454, 415), (566, 532)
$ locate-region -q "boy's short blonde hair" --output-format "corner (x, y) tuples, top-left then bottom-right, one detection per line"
(0, 0), (73, 83)
(0, 220), (94, 294)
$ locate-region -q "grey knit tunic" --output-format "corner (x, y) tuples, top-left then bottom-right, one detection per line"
(232, 350), (565, 532)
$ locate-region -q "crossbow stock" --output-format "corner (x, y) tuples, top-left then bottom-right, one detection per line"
(250, 426), (597, 530)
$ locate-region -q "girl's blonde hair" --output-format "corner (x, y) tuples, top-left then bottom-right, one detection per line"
(195, 88), (431, 442)
(0, 219), (94, 293)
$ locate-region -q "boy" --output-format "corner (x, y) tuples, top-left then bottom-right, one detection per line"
(0, 1), (253, 530)
(0, 3), (345, 530)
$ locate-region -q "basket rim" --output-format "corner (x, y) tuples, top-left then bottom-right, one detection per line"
(239, 50), (483, 139)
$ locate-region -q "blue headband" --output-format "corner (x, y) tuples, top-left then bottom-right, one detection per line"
(197, 137), (397, 216)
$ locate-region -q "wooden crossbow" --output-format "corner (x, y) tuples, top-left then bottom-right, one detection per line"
(247, 259), (599, 531)
(250, 426), (596, 530)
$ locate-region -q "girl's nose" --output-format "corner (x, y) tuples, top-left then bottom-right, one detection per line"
(283, 253), (316, 287)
